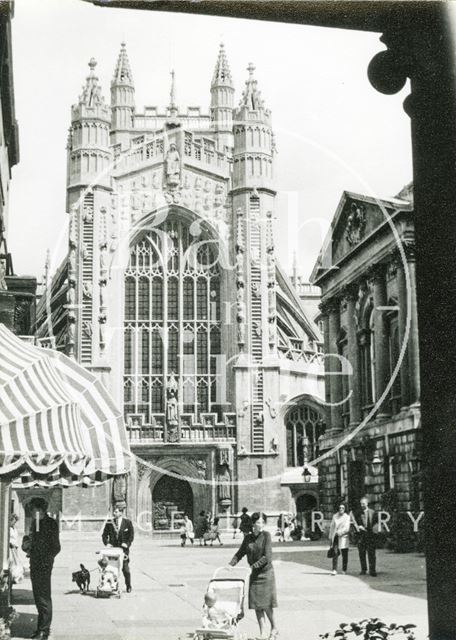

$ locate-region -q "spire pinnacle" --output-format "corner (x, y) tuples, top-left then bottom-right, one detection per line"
(239, 62), (265, 111)
(79, 58), (105, 107)
(211, 42), (233, 87)
(169, 69), (178, 117)
(112, 41), (133, 86)
(292, 251), (298, 286)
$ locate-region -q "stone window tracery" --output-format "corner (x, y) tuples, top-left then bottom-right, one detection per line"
(285, 404), (325, 467)
(123, 217), (221, 422)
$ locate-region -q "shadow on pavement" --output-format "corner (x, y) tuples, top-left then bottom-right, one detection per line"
(11, 588), (34, 606)
(10, 611), (38, 639)
(273, 547), (427, 599)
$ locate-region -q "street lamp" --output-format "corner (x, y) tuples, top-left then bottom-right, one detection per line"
(371, 451), (383, 476)
(303, 465), (312, 483)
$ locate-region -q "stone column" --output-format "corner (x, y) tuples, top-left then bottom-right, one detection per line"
(395, 254), (410, 407)
(327, 297), (343, 432)
(343, 284), (362, 425)
(368, 13), (456, 636)
(370, 264), (390, 416)
(404, 243), (420, 404)
(319, 306), (331, 408)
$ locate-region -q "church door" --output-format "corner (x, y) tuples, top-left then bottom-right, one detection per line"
(152, 474), (193, 531)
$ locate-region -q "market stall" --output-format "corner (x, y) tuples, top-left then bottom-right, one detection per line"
(0, 323), (131, 616)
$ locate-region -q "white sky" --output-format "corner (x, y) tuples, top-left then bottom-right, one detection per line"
(8, 0), (412, 282)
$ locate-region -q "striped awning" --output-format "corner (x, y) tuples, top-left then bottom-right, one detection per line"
(0, 324), (131, 486)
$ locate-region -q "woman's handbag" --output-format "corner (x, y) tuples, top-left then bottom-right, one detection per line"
(327, 546), (335, 558)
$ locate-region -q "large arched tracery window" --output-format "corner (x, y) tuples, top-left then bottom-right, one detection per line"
(285, 403), (325, 467)
(123, 217), (221, 422)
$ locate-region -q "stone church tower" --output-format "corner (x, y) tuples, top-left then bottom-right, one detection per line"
(36, 44), (325, 533)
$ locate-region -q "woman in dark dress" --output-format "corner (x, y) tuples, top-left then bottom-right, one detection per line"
(229, 512), (278, 639)
(194, 511), (208, 546)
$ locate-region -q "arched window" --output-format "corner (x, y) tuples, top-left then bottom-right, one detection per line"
(359, 305), (376, 413)
(285, 404), (325, 467)
(123, 217), (221, 422)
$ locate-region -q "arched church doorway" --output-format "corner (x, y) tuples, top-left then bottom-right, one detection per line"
(152, 474), (193, 531)
(296, 493), (317, 535)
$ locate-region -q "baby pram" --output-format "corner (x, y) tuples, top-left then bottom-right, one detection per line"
(193, 567), (249, 640)
(95, 547), (123, 598)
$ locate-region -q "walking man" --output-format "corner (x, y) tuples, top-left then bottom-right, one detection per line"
(102, 502), (134, 592)
(23, 497), (61, 640)
(354, 496), (377, 576)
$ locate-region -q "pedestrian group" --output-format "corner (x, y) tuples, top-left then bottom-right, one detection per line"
(10, 496), (381, 640)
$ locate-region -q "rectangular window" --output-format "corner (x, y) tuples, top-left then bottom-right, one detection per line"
(197, 332), (208, 374)
(183, 278), (194, 320)
(151, 331), (163, 374)
(125, 278), (136, 321)
(168, 278), (178, 320)
(151, 383), (163, 413)
(167, 328), (179, 373)
(197, 278), (208, 320)
(257, 464), (263, 479)
(138, 277), (149, 320)
(151, 278), (163, 320)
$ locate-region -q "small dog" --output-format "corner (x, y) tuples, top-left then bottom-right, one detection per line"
(72, 564), (90, 592)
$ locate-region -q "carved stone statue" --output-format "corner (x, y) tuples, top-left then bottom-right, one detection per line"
(217, 464), (231, 501)
(0, 260), (10, 290)
(82, 281), (92, 299)
(166, 373), (179, 427)
(165, 143), (181, 187)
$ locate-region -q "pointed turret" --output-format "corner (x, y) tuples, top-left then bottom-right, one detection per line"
(113, 41), (134, 86)
(211, 42), (233, 88)
(232, 63), (274, 189)
(111, 42), (135, 145)
(236, 62), (270, 125)
(210, 43), (234, 149)
(79, 58), (105, 107)
(69, 58), (111, 191)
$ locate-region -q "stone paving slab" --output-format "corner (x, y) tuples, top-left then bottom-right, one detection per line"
(10, 535), (428, 640)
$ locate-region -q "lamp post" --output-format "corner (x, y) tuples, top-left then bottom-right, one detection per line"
(371, 451), (383, 477)
(303, 466), (312, 483)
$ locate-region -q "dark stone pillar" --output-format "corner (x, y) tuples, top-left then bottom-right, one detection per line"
(395, 257), (411, 408)
(369, 7), (456, 636)
(344, 285), (362, 425)
(327, 298), (343, 432)
(404, 248), (420, 404)
(370, 264), (390, 416)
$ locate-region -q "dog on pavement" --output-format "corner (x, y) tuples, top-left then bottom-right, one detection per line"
(72, 564), (90, 592)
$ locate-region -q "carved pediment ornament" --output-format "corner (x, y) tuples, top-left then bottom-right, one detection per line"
(345, 202), (366, 246)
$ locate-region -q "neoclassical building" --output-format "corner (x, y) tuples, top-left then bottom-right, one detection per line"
(35, 44), (325, 532)
(311, 184), (421, 521)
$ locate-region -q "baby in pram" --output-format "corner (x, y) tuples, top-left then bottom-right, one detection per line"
(202, 590), (231, 629)
(97, 556), (119, 591)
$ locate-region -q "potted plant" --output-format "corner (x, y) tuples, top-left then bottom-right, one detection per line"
(319, 618), (416, 640)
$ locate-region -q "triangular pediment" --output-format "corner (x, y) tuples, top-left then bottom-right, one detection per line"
(312, 190), (412, 278)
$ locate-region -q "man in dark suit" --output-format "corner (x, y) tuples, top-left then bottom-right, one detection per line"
(23, 497), (61, 640)
(102, 502), (134, 592)
(354, 496), (377, 576)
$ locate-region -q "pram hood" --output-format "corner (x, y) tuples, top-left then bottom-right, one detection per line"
(206, 578), (246, 621)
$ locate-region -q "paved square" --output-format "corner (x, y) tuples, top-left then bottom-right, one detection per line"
(11, 533), (428, 640)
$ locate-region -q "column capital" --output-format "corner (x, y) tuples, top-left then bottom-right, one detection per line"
(389, 239), (416, 266)
(319, 296), (341, 316)
(366, 262), (386, 284)
(340, 282), (359, 303)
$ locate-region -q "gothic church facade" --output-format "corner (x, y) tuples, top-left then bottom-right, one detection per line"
(36, 44), (325, 532)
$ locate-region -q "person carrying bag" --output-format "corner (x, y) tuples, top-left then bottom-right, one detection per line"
(328, 502), (351, 575)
